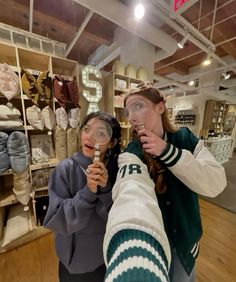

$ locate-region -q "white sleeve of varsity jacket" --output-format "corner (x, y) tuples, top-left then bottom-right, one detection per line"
(103, 152), (171, 268)
(159, 140), (227, 197)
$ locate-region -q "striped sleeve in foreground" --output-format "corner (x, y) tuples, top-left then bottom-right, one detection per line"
(158, 143), (182, 167)
(104, 229), (169, 282)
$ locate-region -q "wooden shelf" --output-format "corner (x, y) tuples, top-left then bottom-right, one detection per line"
(0, 191), (17, 207)
(2, 169), (13, 175)
(104, 72), (143, 147)
(30, 158), (59, 171)
(0, 41), (80, 252)
(201, 100), (236, 139)
(33, 186), (48, 192)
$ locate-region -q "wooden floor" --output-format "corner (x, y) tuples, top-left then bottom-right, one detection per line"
(0, 199), (236, 282)
(196, 200), (236, 282)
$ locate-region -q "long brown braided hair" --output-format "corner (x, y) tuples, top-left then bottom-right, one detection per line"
(124, 82), (177, 194)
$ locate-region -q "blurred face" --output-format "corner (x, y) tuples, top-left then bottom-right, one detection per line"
(125, 95), (164, 134)
(81, 118), (112, 160)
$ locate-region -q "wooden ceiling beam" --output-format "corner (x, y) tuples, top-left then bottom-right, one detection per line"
(154, 61), (189, 76)
(0, 0), (113, 46)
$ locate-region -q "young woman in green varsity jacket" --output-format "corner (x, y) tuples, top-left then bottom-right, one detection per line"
(121, 81), (227, 282)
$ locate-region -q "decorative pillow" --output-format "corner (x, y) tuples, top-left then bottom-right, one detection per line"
(0, 63), (20, 100)
(56, 107), (68, 131)
(66, 77), (80, 109)
(53, 76), (69, 108)
(0, 131), (10, 174)
(68, 107), (80, 129)
(67, 128), (78, 157)
(0, 104), (21, 120)
(0, 119), (23, 129)
(31, 168), (54, 189)
(55, 125), (67, 160)
(125, 64), (136, 78)
(13, 169), (32, 206)
(112, 60), (125, 75)
(26, 105), (44, 130)
(21, 68), (40, 105)
(37, 71), (52, 104)
(7, 131), (30, 173)
(30, 134), (55, 164)
(42, 106), (55, 131)
(137, 66), (148, 81)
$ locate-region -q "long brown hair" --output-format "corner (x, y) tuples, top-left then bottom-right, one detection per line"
(125, 82), (176, 194)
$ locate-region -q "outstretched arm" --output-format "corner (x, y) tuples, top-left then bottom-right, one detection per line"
(103, 152), (171, 282)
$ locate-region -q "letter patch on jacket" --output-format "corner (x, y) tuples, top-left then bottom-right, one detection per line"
(119, 164), (141, 178)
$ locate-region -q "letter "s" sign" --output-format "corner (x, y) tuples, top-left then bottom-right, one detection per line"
(82, 65), (102, 114)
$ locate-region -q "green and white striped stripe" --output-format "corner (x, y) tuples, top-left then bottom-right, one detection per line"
(158, 143), (182, 167)
(105, 229), (169, 282)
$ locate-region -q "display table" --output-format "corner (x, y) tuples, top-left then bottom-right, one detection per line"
(204, 138), (232, 164)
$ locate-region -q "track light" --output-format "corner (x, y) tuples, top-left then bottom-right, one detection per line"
(177, 33), (189, 49)
(134, 3), (145, 19)
(202, 54), (212, 66)
(222, 72), (230, 80)
(188, 80), (195, 86)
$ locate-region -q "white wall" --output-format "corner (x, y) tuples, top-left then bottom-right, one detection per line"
(114, 28), (155, 81)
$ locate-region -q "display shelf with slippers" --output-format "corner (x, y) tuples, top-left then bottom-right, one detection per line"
(0, 41), (81, 252)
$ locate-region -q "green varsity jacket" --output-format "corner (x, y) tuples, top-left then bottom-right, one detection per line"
(125, 127), (226, 275)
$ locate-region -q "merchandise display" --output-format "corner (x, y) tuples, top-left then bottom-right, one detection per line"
(0, 34), (235, 262)
(112, 60), (125, 75)
(104, 71), (143, 148)
(0, 41), (80, 252)
(125, 63), (136, 78)
(174, 109), (196, 126)
(0, 63), (20, 100)
(0, 3), (235, 281)
(136, 66), (148, 81)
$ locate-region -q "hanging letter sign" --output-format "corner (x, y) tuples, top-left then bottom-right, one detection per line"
(82, 65), (102, 114)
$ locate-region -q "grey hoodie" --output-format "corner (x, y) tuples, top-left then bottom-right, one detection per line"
(43, 151), (118, 274)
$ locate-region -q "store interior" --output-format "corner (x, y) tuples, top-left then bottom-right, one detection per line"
(0, 0), (236, 280)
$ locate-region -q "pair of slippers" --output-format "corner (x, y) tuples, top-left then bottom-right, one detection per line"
(0, 131), (30, 175)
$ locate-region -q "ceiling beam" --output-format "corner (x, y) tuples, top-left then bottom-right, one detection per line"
(66, 10), (93, 57)
(29, 0), (34, 33)
(155, 61), (189, 76)
(0, 0), (111, 45)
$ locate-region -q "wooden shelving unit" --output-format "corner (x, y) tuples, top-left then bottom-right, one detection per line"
(201, 100), (236, 139)
(201, 100), (227, 139)
(201, 100), (236, 164)
(104, 72), (142, 148)
(0, 41), (80, 252)
(174, 109), (196, 126)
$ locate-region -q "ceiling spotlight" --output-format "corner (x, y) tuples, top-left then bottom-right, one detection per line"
(177, 33), (189, 49)
(188, 80), (195, 86)
(202, 54), (212, 66)
(134, 3), (145, 19)
(222, 72), (230, 80)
